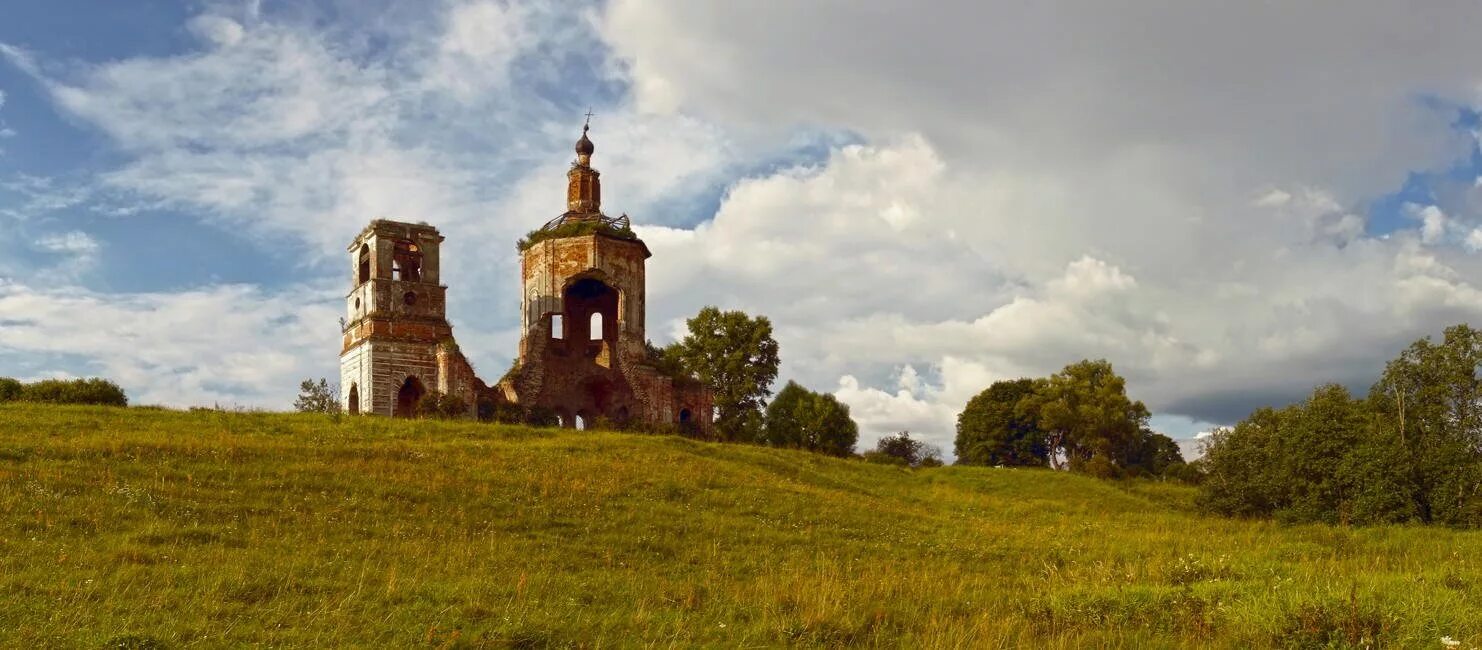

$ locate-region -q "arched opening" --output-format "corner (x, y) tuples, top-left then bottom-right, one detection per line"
(394, 376), (425, 418)
(679, 408), (692, 423)
(551, 314), (564, 339)
(357, 244), (371, 284)
(562, 277), (618, 346)
(392, 240), (422, 282)
(556, 413), (566, 428)
(347, 384), (360, 415)
(575, 414), (587, 430)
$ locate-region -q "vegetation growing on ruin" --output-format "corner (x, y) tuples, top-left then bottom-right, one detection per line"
(3, 403), (1481, 647)
(516, 218), (637, 252)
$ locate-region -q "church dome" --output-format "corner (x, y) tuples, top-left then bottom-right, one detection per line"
(575, 126), (595, 157)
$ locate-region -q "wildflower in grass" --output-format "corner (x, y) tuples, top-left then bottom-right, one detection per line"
(1440, 636), (1460, 648)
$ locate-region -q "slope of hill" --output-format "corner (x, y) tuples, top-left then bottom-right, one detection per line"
(1, 404), (1478, 648)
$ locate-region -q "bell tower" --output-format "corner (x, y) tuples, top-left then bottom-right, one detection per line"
(340, 220), (459, 416)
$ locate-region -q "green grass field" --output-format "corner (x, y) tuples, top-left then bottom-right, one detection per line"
(2, 404), (1479, 648)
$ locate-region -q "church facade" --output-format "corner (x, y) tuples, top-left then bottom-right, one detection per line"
(339, 126), (713, 432)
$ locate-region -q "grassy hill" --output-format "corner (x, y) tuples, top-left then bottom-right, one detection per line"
(1, 404), (1479, 648)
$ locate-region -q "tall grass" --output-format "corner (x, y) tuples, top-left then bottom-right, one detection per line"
(1, 403), (1479, 647)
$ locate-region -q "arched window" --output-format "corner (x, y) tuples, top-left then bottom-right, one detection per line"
(357, 244), (371, 284)
(392, 241), (421, 282)
(574, 414), (587, 430)
(346, 384), (360, 415)
(590, 312), (603, 340)
(551, 314), (564, 339)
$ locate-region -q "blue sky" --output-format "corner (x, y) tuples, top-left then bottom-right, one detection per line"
(8, 1), (1482, 456)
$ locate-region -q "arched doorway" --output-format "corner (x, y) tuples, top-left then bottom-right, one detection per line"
(394, 376), (424, 418)
(347, 384), (360, 415)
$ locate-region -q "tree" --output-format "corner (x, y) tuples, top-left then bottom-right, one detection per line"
(1367, 324), (1482, 525)
(667, 307), (780, 442)
(763, 381), (859, 457)
(1124, 429), (1187, 478)
(955, 378), (1047, 466)
(0, 378), (23, 402)
(1019, 360), (1149, 474)
(1197, 409), (1284, 518)
(762, 381), (811, 448)
(293, 378), (339, 414)
(865, 431), (943, 468)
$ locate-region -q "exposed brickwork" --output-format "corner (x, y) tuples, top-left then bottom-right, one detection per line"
(339, 129), (713, 431)
(339, 220), (481, 418)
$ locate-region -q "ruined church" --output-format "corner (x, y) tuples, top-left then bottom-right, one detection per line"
(338, 126), (713, 432)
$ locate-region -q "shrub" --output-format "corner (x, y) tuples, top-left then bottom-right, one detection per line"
(417, 392), (469, 419)
(517, 219), (637, 252)
(524, 406), (559, 427)
(862, 450), (909, 467)
(293, 378), (339, 414)
(20, 378), (128, 407)
(0, 377), (21, 402)
(870, 431), (943, 468)
(478, 398), (525, 424)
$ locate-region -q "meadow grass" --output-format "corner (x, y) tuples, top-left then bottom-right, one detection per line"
(1, 403), (1479, 648)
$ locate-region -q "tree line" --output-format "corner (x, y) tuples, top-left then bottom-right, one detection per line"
(951, 360), (1191, 480)
(1199, 324), (1482, 527)
(0, 377), (128, 407)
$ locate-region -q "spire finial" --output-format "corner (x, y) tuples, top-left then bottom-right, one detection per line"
(574, 110), (596, 163)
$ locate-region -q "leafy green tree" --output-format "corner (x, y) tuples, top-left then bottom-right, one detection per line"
(762, 381), (811, 448)
(763, 381), (859, 457)
(1273, 384), (1367, 523)
(1368, 324), (1482, 525)
(293, 378), (340, 414)
(0, 377), (21, 402)
(1019, 360), (1149, 475)
(955, 378), (1047, 466)
(667, 307), (780, 442)
(1124, 429), (1187, 478)
(1197, 409), (1283, 518)
(865, 431), (942, 468)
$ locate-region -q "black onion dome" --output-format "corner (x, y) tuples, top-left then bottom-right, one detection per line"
(575, 127), (595, 156)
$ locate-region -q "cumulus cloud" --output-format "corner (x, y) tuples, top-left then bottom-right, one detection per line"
(0, 280), (339, 407)
(601, 2), (1482, 452)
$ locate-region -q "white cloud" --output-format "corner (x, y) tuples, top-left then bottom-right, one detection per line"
(598, 2), (1482, 451)
(0, 280), (339, 407)
(424, 1), (530, 100)
(187, 15), (246, 48)
(1409, 204), (1450, 245)
(33, 231), (99, 255)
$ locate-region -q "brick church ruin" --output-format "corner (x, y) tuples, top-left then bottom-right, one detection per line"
(339, 125), (713, 432)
